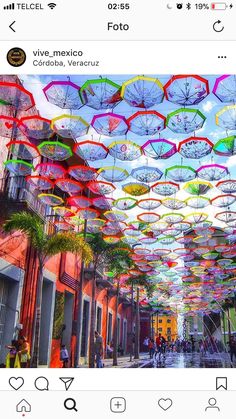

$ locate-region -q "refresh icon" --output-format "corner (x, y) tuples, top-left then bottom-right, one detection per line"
(213, 20), (224, 32)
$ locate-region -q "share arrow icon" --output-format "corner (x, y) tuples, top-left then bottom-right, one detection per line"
(59, 377), (74, 391)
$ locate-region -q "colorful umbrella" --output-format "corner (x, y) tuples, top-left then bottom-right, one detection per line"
(68, 165), (97, 182)
(197, 164), (228, 181)
(108, 140), (142, 161)
(164, 75), (209, 105)
(92, 196), (114, 209)
(186, 196), (210, 209)
(127, 110), (165, 135)
(104, 210), (128, 222)
(73, 141), (108, 161)
(121, 76), (164, 108)
(178, 137), (213, 159)
(38, 141), (72, 161)
(137, 198), (162, 210)
(215, 211), (236, 223)
(162, 198), (186, 210)
(91, 112), (128, 136)
(166, 108), (206, 133)
(184, 180), (213, 195)
(137, 212), (160, 223)
(0, 82), (35, 111)
(53, 206), (77, 217)
(51, 115), (89, 139)
(79, 78), (121, 109)
(142, 139), (177, 159)
(35, 163), (67, 179)
(166, 165), (196, 182)
(98, 166), (129, 182)
(20, 116), (53, 140)
(216, 106), (236, 130)
(87, 180), (115, 195)
(54, 221), (74, 231)
(26, 175), (54, 190)
(152, 181), (179, 196)
(4, 159), (34, 176)
(43, 80), (83, 110)
(211, 194), (236, 207)
(6, 141), (39, 160)
(54, 178), (84, 195)
(213, 136), (236, 156)
(122, 182), (150, 196)
(216, 180), (236, 193)
(77, 208), (99, 220)
(113, 197), (137, 210)
(161, 213), (184, 224)
(131, 166), (162, 183)
(38, 193), (64, 206)
(185, 212), (208, 224)
(213, 75), (236, 103)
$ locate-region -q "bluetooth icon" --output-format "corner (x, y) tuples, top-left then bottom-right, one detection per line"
(186, 2), (191, 9)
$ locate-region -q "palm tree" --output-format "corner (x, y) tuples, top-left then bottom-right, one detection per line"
(3, 211), (92, 367)
(88, 234), (131, 368)
(127, 274), (154, 360)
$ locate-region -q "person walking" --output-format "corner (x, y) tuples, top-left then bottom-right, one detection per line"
(5, 340), (21, 368)
(94, 331), (104, 368)
(18, 336), (31, 368)
(60, 344), (69, 368)
(228, 336), (236, 363)
(148, 338), (155, 359)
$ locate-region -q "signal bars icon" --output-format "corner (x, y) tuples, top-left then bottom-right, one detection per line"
(3, 2), (15, 9)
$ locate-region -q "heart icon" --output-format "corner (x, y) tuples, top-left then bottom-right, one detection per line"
(5, 122), (13, 129)
(9, 377), (24, 391)
(158, 398), (173, 411)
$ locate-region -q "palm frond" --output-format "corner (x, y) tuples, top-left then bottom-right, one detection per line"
(3, 211), (45, 251)
(44, 232), (93, 265)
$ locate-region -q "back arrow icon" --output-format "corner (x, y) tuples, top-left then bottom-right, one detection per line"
(9, 21), (16, 32)
(213, 20), (224, 32)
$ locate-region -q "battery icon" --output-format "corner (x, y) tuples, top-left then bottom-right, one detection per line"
(211, 3), (227, 9)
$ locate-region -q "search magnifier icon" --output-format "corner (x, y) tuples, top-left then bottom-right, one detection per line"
(64, 398), (78, 412)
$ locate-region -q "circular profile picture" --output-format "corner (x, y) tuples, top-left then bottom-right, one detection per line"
(7, 47), (26, 67)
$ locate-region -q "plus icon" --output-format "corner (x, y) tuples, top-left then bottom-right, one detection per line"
(110, 397), (126, 413)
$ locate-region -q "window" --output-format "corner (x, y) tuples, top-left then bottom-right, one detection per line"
(107, 312), (113, 344)
(158, 327), (162, 332)
(167, 319), (171, 323)
(167, 328), (171, 334)
(159, 319), (162, 323)
(96, 307), (102, 334)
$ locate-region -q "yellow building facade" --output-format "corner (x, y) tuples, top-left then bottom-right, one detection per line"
(153, 315), (178, 342)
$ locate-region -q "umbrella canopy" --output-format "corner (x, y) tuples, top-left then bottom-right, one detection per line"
(51, 114), (89, 139)
(213, 136), (236, 156)
(35, 162), (67, 179)
(121, 76), (164, 108)
(197, 164), (228, 181)
(213, 75), (236, 103)
(142, 139), (177, 159)
(216, 105), (236, 130)
(131, 166), (163, 183)
(113, 197), (137, 210)
(87, 180), (116, 195)
(43, 80), (83, 110)
(98, 166), (129, 182)
(108, 140), (142, 161)
(20, 116), (53, 140)
(211, 194), (236, 207)
(178, 137), (213, 159)
(152, 181), (179, 196)
(164, 75), (209, 105)
(38, 193), (64, 206)
(68, 165), (97, 182)
(166, 108), (206, 133)
(73, 141), (108, 161)
(0, 81), (35, 111)
(184, 180), (213, 195)
(127, 110), (165, 135)
(38, 141), (72, 161)
(92, 196), (114, 209)
(162, 198), (186, 210)
(166, 165), (196, 182)
(0, 116), (21, 138)
(217, 180), (236, 193)
(91, 112), (128, 136)
(137, 198), (162, 210)
(4, 159), (34, 176)
(55, 178), (84, 195)
(6, 141), (39, 160)
(122, 182), (150, 196)
(186, 196), (210, 209)
(79, 78), (121, 109)
(26, 175), (54, 190)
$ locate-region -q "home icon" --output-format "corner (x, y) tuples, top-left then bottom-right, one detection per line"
(16, 399), (31, 413)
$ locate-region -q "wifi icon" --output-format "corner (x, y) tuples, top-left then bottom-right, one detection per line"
(48, 2), (57, 9)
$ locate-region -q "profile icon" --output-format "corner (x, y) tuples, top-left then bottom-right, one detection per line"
(7, 47), (26, 67)
(205, 398), (220, 412)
